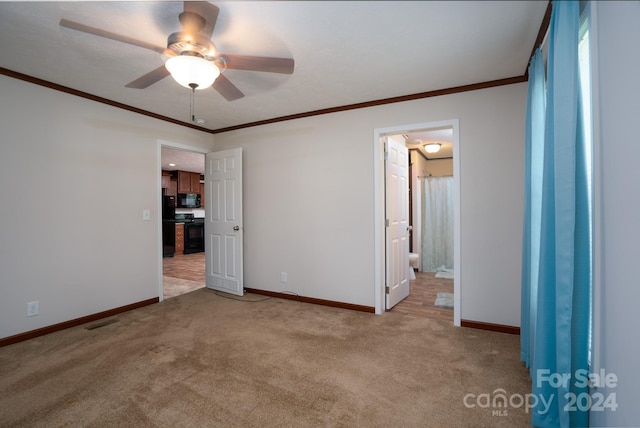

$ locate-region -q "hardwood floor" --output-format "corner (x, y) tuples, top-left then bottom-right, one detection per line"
(163, 254), (453, 322)
(162, 252), (205, 282)
(390, 271), (454, 322)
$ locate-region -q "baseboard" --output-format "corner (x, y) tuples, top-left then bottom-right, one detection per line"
(0, 297), (159, 347)
(461, 319), (520, 335)
(244, 288), (375, 313)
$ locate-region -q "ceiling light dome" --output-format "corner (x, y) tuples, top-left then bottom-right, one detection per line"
(165, 55), (220, 90)
(424, 143), (441, 154)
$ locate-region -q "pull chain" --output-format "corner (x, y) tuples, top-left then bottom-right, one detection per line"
(189, 83), (198, 123)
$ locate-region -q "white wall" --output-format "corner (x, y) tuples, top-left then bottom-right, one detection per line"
(412, 156), (453, 178)
(0, 72), (526, 339)
(213, 83), (526, 326)
(0, 75), (213, 339)
(590, 2), (640, 425)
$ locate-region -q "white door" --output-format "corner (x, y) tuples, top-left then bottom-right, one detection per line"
(205, 148), (243, 296)
(385, 136), (410, 309)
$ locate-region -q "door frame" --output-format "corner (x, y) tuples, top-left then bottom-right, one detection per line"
(373, 119), (461, 326)
(156, 139), (210, 302)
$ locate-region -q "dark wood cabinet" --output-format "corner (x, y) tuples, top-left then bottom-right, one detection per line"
(175, 223), (184, 254)
(199, 182), (205, 209)
(191, 173), (201, 194)
(161, 173), (170, 189)
(167, 180), (177, 199)
(162, 170), (177, 199)
(177, 170), (201, 194)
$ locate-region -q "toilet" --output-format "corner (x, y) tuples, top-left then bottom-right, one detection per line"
(408, 252), (419, 280)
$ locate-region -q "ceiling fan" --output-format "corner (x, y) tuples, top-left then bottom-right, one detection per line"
(59, 1), (294, 101)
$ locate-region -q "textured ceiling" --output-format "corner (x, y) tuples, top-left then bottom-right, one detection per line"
(0, 1), (548, 133)
(162, 146), (205, 174)
(405, 128), (454, 160)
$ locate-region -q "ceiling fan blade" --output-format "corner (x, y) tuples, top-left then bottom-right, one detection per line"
(183, 1), (219, 38)
(59, 18), (172, 56)
(213, 74), (244, 101)
(220, 55), (295, 74)
(125, 65), (171, 89)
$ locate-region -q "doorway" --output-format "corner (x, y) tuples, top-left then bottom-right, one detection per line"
(373, 120), (460, 326)
(158, 141), (208, 300)
(409, 128), (454, 275)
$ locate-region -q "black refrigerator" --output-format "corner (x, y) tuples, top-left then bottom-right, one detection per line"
(162, 195), (176, 257)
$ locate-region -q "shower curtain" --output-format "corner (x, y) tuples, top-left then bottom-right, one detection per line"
(421, 176), (454, 272)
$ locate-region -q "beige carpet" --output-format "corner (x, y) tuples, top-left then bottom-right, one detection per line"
(0, 289), (532, 427)
(163, 276), (205, 299)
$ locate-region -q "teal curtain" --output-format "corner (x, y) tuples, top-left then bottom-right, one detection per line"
(521, 48), (546, 371)
(521, 1), (591, 427)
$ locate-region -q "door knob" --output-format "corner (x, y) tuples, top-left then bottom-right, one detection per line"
(233, 226), (240, 231)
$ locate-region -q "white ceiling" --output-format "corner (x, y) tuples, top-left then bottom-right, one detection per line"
(161, 146), (205, 174)
(0, 1), (548, 134)
(405, 127), (454, 160)
(1, 1), (547, 173)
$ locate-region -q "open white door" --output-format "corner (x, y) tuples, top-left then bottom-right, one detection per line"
(385, 136), (410, 309)
(205, 148), (243, 296)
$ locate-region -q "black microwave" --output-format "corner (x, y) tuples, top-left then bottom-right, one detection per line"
(177, 193), (201, 208)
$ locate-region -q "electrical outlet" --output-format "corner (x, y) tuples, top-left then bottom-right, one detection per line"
(27, 301), (39, 317)
(280, 272), (288, 283)
(142, 209), (151, 221)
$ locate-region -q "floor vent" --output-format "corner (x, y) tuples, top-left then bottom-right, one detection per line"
(85, 319), (119, 330)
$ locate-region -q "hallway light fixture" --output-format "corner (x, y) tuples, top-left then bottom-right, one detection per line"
(424, 143), (441, 154)
(165, 55), (220, 90)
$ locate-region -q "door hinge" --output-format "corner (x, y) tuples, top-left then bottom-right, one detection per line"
(385, 219), (389, 227)
(385, 286), (390, 294)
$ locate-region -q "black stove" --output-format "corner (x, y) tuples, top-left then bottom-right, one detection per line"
(175, 213), (205, 253)
(175, 213), (194, 223)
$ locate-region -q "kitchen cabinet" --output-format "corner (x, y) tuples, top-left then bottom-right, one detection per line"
(167, 180), (177, 200)
(192, 173), (202, 194)
(162, 170), (177, 199)
(161, 173), (170, 189)
(175, 223), (184, 254)
(177, 170), (201, 194)
(200, 181), (205, 208)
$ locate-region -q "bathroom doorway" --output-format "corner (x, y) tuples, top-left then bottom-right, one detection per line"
(406, 127), (454, 276)
(374, 119), (460, 325)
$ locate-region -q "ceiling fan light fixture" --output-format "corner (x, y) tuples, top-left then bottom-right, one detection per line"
(424, 143), (441, 154)
(165, 55), (220, 90)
